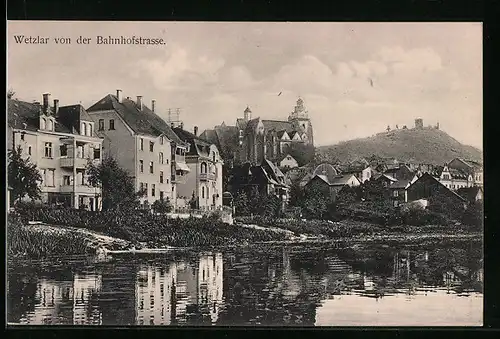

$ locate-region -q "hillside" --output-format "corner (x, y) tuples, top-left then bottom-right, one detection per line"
(316, 128), (482, 165)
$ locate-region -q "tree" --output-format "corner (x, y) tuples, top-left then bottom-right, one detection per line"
(335, 186), (358, 209)
(152, 198), (172, 214)
(87, 156), (145, 211)
(248, 186), (262, 215)
(233, 190), (250, 216)
(7, 88), (15, 99)
(428, 190), (466, 220)
(8, 146), (42, 204)
(301, 180), (333, 220)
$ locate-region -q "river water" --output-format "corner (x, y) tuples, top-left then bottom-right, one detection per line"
(7, 240), (483, 326)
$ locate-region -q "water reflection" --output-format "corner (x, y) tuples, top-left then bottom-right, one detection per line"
(7, 241), (483, 326)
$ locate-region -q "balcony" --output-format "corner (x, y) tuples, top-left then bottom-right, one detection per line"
(59, 185), (100, 195)
(199, 173), (216, 181)
(60, 157), (89, 169)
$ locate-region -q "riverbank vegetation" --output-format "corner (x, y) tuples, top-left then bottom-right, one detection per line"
(7, 215), (93, 258)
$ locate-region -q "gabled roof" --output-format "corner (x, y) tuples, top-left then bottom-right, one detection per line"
(8, 99), (97, 136)
(244, 117), (261, 134)
(261, 120), (294, 133)
(87, 94), (185, 145)
(389, 179), (413, 189)
(330, 174), (359, 186)
(454, 158), (483, 171)
(277, 130), (289, 139)
(236, 118), (247, 130)
(408, 173), (466, 202)
(446, 168), (470, 180)
(456, 186), (483, 202)
(8, 99), (42, 132)
(172, 127), (214, 157)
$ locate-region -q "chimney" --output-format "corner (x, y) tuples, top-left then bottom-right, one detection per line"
(136, 96), (143, 110)
(42, 93), (51, 114)
(116, 89), (123, 103)
(54, 99), (60, 116)
(194, 126), (198, 136)
(151, 99), (156, 113)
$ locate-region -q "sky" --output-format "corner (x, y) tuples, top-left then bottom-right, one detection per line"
(7, 21), (482, 149)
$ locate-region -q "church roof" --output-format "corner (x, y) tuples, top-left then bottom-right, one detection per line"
(261, 120), (294, 133)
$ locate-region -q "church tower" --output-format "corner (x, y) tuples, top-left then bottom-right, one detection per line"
(244, 106), (252, 122)
(288, 97), (314, 146)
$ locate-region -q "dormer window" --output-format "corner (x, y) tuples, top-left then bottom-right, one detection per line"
(40, 118), (46, 130)
(88, 123), (93, 136)
(81, 122), (86, 136)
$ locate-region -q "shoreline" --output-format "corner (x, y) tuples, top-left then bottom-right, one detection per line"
(8, 220), (482, 260)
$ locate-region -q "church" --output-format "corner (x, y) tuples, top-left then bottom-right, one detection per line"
(201, 97), (314, 167)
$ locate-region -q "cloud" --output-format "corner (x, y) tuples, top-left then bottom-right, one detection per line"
(137, 45), (225, 91)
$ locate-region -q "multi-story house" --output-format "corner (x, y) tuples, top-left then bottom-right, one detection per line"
(439, 165), (473, 191)
(172, 126), (224, 211)
(8, 94), (103, 210)
(86, 90), (190, 209)
(447, 158), (483, 188)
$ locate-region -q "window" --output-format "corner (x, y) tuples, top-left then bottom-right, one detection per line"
(150, 141), (154, 152)
(60, 145), (68, 157)
(201, 162), (207, 174)
(149, 161), (154, 174)
(41, 118), (46, 130)
(393, 190), (399, 197)
(89, 124), (93, 136)
(77, 145), (84, 158)
(151, 184), (156, 197)
(202, 186), (205, 199)
(140, 182), (144, 192)
(394, 200), (399, 208)
(20, 133), (25, 141)
(160, 191), (164, 200)
(109, 119), (115, 130)
(139, 160), (144, 173)
(212, 151), (216, 162)
(166, 159), (169, 165)
(98, 119), (104, 131)
(45, 169), (55, 187)
(160, 171), (164, 184)
(144, 183), (148, 196)
(44, 142), (53, 158)
(159, 152), (164, 164)
(63, 176), (71, 186)
(443, 174), (450, 180)
(47, 119), (53, 131)
(93, 147), (100, 160)
(140, 138), (144, 151)
(28, 146), (32, 155)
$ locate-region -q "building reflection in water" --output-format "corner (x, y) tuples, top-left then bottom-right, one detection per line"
(134, 252), (223, 325)
(20, 273), (102, 325)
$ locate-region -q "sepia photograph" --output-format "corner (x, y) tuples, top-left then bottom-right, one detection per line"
(6, 21), (483, 326)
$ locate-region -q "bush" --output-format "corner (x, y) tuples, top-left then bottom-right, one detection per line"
(11, 206), (288, 248)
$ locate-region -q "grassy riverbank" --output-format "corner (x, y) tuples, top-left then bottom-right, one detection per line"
(8, 205), (482, 258)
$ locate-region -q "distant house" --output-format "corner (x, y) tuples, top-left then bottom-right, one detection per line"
(406, 173), (466, 208)
(304, 171), (360, 200)
(339, 159), (374, 183)
(387, 175), (419, 207)
(439, 165), (473, 191)
(230, 160), (289, 206)
(383, 164), (415, 181)
(456, 186), (483, 204)
(373, 173), (398, 188)
(448, 158), (483, 187)
(278, 154), (299, 170)
(172, 126), (224, 211)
